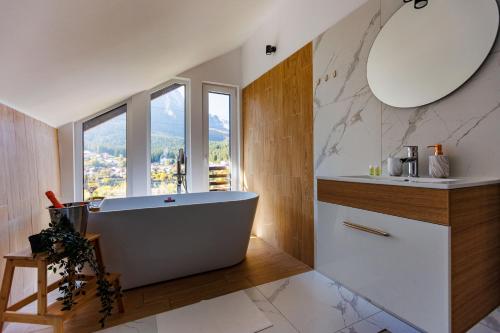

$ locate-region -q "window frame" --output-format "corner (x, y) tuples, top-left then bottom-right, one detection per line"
(202, 83), (239, 191)
(148, 78), (191, 194)
(147, 79), (191, 195)
(79, 102), (129, 201)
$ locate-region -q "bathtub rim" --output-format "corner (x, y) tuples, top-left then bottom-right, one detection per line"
(91, 191), (259, 214)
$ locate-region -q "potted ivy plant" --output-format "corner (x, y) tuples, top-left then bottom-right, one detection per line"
(34, 205), (118, 327)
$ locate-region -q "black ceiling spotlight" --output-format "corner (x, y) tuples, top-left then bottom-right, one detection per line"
(403, 0), (428, 9)
(266, 45), (277, 55)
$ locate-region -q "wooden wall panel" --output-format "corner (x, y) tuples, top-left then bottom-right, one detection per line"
(0, 103), (60, 305)
(450, 185), (500, 333)
(242, 43), (314, 267)
(317, 179), (450, 225)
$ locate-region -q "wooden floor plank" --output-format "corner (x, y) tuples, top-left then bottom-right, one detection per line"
(5, 237), (310, 333)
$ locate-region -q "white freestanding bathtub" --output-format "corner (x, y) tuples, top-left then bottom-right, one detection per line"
(87, 191), (258, 289)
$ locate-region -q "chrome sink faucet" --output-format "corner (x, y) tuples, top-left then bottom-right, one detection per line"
(400, 145), (419, 177)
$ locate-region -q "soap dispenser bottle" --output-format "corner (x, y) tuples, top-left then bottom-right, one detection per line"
(427, 144), (449, 178)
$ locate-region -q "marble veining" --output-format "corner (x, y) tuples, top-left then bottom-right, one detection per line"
(256, 271), (381, 333)
(154, 290), (271, 333)
(314, 0), (500, 180)
(381, 0), (403, 26)
(482, 308), (500, 332)
(314, 0), (382, 177)
(101, 274), (500, 333)
(428, 155), (450, 178)
(382, 49), (500, 176)
(454, 102), (500, 146)
(329, 279), (374, 328)
(244, 288), (299, 333)
(337, 311), (420, 333)
(5, 272), (499, 333)
(100, 275), (499, 333)
(382, 17), (500, 175)
(468, 323), (500, 333)
(97, 288), (296, 333)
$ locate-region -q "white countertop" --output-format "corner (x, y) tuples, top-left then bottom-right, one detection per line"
(317, 175), (500, 189)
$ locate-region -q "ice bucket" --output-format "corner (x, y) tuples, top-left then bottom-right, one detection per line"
(48, 202), (89, 235)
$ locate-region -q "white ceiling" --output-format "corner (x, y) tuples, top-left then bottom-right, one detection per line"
(0, 0), (277, 127)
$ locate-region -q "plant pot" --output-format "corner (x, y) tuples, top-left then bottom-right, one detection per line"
(48, 202), (89, 235)
(29, 233), (45, 253)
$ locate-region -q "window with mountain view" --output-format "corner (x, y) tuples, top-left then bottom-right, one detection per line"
(208, 91), (231, 191)
(83, 105), (127, 200)
(150, 83), (186, 195)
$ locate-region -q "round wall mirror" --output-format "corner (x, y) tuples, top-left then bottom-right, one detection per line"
(367, 0), (499, 108)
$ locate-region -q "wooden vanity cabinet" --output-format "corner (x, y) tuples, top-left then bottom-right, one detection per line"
(316, 179), (500, 333)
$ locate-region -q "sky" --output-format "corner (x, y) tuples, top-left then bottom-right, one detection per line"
(150, 87), (230, 127)
(208, 92), (230, 126)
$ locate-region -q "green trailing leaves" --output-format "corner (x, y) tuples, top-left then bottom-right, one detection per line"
(38, 219), (118, 327)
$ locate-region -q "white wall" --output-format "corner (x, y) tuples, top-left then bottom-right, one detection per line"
(58, 0), (374, 197)
(58, 122), (76, 203)
(58, 47), (242, 200)
(241, 0), (368, 87)
(179, 47), (242, 192)
(126, 91), (151, 196)
(314, 0), (500, 180)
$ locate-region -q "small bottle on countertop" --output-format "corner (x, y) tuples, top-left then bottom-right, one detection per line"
(375, 165), (382, 176)
(369, 165), (375, 176)
(427, 144), (450, 178)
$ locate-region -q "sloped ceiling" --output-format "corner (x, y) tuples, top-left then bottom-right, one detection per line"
(0, 0), (277, 127)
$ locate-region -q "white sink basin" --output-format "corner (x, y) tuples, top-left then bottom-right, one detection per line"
(318, 175), (500, 189)
(342, 175), (459, 184)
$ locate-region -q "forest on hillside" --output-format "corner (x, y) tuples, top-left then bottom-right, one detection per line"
(83, 88), (230, 199)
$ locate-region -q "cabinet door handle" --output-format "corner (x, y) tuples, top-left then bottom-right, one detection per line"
(343, 221), (391, 237)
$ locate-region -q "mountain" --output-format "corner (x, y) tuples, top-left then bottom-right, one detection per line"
(151, 88), (228, 141)
(84, 88), (229, 157)
(209, 114), (229, 141)
(150, 88), (185, 138)
(83, 113), (126, 156)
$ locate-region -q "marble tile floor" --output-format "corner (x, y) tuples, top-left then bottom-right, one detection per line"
(3, 271), (500, 333)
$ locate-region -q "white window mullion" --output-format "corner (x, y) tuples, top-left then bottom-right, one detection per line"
(202, 83), (239, 192)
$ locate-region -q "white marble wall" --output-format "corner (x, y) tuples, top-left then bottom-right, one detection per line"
(314, 0), (381, 177)
(314, 0), (500, 178)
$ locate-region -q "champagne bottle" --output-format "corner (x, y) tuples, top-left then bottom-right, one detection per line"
(45, 191), (64, 208)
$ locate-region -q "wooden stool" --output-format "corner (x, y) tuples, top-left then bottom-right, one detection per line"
(0, 233), (124, 333)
